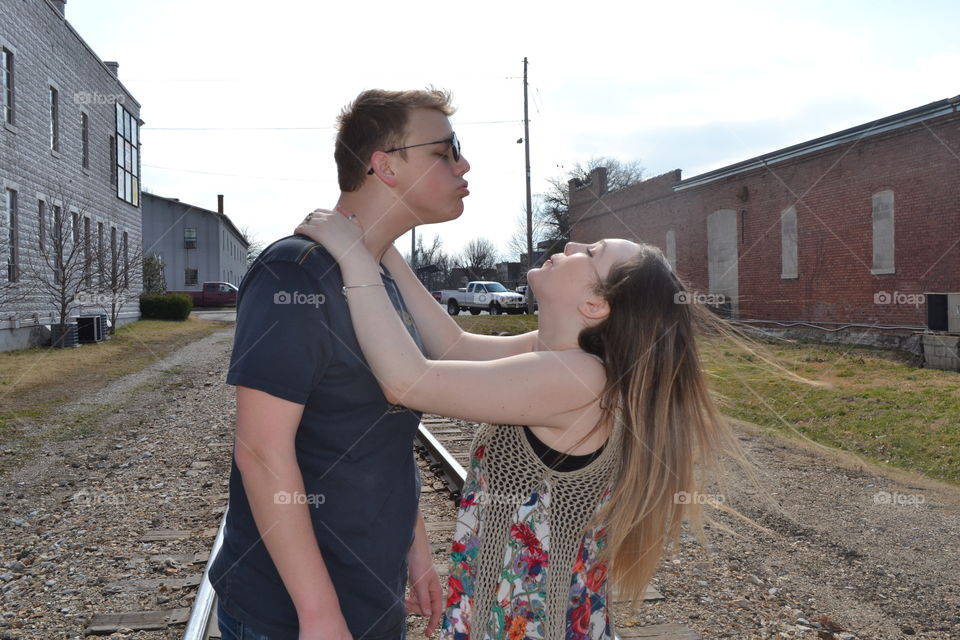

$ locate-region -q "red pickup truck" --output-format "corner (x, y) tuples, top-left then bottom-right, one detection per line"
(167, 282), (238, 307)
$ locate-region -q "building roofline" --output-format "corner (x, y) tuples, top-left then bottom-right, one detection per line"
(142, 192), (249, 247)
(44, 0), (142, 111)
(675, 94), (960, 191)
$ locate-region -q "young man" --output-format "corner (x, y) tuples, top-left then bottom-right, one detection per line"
(210, 89), (470, 640)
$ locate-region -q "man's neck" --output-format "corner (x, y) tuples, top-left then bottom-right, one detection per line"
(335, 193), (413, 262)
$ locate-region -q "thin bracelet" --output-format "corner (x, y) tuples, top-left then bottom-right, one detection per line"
(342, 283), (385, 296)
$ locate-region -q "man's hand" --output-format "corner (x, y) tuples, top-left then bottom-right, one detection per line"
(405, 513), (443, 636)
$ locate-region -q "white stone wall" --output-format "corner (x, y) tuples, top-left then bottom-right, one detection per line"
(0, 0), (143, 351)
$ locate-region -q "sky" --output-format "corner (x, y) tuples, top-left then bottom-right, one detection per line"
(64, 0), (960, 262)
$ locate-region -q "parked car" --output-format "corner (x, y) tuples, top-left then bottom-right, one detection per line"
(515, 285), (538, 312)
(167, 282), (238, 307)
(439, 281), (526, 315)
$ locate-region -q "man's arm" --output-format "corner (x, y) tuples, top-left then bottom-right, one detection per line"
(233, 386), (353, 640)
(381, 246), (539, 361)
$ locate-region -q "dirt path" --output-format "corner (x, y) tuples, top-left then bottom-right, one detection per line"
(0, 328), (236, 639)
(613, 423), (960, 639)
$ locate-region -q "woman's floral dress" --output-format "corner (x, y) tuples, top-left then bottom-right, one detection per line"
(441, 443), (614, 640)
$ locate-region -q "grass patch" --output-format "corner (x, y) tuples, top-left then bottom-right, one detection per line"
(0, 317), (227, 437)
(453, 314), (539, 336)
(699, 336), (960, 485)
(455, 317), (959, 484)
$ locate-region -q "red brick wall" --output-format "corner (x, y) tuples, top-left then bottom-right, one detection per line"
(569, 112), (960, 330)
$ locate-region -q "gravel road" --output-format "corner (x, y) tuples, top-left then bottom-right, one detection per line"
(1, 327), (957, 639)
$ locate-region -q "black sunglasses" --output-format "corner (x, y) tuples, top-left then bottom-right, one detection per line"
(366, 132), (460, 175)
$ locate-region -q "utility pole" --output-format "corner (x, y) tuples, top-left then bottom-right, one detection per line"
(411, 228), (416, 270)
(523, 57), (535, 314)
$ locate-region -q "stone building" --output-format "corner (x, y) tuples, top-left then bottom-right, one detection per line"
(141, 193), (249, 290)
(0, 0), (143, 350)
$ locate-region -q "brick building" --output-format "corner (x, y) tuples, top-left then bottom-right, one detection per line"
(569, 95), (960, 354)
(0, 0), (143, 351)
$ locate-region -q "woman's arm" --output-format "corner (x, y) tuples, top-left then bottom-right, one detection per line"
(300, 211), (604, 427)
(379, 246), (538, 361)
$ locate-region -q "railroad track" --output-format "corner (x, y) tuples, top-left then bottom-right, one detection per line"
(169, 419), (466, 640)
(97, 416), (696, 639)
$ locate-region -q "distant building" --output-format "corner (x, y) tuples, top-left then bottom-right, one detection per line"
(0, 0), (143, 351)
(569, 95), (960, 359)
(495, 261), (524, 290)
(141, 193), (248, 290)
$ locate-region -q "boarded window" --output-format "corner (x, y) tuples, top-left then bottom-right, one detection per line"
(781, 206), (798, 279)
(871, 190), (895, 274)
(665, 229), (677, 271)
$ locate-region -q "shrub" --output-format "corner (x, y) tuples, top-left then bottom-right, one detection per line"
(140, 293), (193, 320)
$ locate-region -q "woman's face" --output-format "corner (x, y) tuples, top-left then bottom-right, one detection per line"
(529, 238), (640, 304)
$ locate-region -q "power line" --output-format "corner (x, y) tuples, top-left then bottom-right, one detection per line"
(142, 163), (335, 183)
(142, 119), (523, 132)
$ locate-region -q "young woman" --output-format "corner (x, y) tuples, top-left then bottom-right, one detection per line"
(295, 211), (745, 639)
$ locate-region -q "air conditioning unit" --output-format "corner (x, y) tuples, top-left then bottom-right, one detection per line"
(76, 315), (104, 343)
(51, 322), (79, 348)
(926, 293), (960, 333)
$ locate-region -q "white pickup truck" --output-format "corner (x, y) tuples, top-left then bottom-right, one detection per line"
(437, 281), (527, 316)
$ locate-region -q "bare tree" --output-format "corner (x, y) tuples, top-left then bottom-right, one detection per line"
(22, 195), (88, 346)
(241, 225), (266, 268)
(404, 234), (451, 291)
(538, 156), (645, 246)
(507, 207), (546, 263)
(0, 282), (29, 316)
(142, 254), (167, 295)
(455, 237), (499, 281)
(85, 229), (143, 335)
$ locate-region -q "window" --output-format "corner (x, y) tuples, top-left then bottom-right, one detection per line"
(38, 200), (45, 250)
(871, 190), (895, 275)
(81, 112), (89, 169)
(52, 206), (62, 284)
(184, 227), (197, 249)
(185, 268), (198, 285)
(72, 211), (79, 245)
(1, 48), (13, 124)
(780, 206), (798, 279)
(665, 229), (677, 271)
(83, 217), (92, 287)
(97, 221), (104, 286)
(110, 226), (117, 284)
(114, 103), (139, 205)
(49, 86), (59, 151)
(109, 135), (116, 186)
(5, 189), (17, 282)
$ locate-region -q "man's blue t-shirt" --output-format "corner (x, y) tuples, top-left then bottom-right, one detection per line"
(210, 235), (426, 640)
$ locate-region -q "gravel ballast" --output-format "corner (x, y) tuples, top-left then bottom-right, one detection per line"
(0, 328), (957, 639)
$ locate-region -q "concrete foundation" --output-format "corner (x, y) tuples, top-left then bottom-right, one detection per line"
(922, 334), (960, 372)
(0, 313), (139, 352)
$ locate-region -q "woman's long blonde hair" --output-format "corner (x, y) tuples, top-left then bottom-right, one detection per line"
(578, 243), (752, 604)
